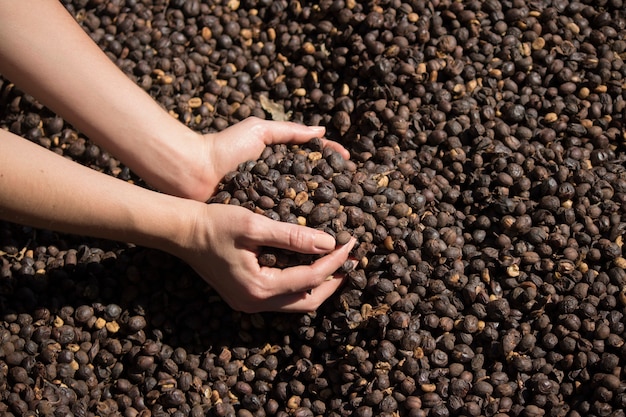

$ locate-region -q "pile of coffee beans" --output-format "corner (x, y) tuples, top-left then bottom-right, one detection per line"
(1, 0), (625, 416)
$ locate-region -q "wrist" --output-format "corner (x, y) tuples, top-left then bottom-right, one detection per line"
(157, 200), (213, 261)
(128, 125), (209, 200)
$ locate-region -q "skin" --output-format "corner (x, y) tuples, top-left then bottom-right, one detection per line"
(0, 0), (356, 313)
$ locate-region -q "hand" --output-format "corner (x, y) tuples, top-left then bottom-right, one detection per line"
(175, 203), (357, 313)
(181, 117), (350, 201)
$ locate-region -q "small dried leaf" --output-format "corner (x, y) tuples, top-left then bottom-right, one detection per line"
(259, 95), (292, 121)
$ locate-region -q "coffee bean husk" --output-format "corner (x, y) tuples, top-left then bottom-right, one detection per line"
(1, 0), (626, 416)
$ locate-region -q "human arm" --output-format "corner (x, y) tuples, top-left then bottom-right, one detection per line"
(0, 0), (349, 202)
(0, 0), (357, 312)
(0, 127), (355, 312)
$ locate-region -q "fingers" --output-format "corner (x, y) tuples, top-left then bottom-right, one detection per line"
(261, 237), (357, 296)
(255, 119), (326, 145)
(251, 238), (357, 312)
(264, 275), (346, 312)
(317, 138), (351, 160)
(245, 213), (338, 254)
(248, 118), (351, 160)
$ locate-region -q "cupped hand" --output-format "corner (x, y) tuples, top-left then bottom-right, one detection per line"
(183, 117), (350, 202)
(177, 203), (357, 313)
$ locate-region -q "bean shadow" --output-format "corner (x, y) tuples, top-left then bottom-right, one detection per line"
(0, 222), (303, 353)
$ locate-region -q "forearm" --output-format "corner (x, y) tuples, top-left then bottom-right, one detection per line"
(0, 0), (201, 197)
(0, 128), (191, 252)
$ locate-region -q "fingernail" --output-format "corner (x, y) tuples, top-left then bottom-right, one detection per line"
(314, 232), (335, 251)
(310, 126), (325, 134)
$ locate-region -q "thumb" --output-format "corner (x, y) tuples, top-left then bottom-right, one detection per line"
(246, 215), (337, 254)
(259, 121), (326, 146)
(258, 121), (349, 160)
